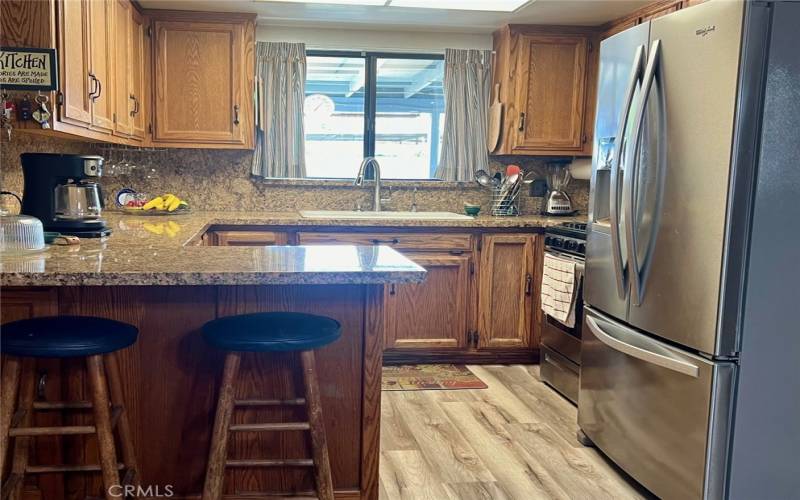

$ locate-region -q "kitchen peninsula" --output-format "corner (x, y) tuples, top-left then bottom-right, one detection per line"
(0, 213), (425, 499)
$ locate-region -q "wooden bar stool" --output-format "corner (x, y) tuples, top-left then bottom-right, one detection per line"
(201, 312), (341, 500)
(0, 316), (140, 500)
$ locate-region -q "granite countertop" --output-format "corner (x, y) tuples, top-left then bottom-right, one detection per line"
(0, 211), (586, 287)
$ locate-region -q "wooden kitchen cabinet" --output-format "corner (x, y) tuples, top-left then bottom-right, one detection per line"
(515, 34), (588, 151)
(113, 0), (133, 137)
(151, 13), (255, 148)
(205, 230), (288, 246)
(384, 253), (472, 350)
(205, 227), (544, 363)
(477, 234), (538, 349)
(130, 7), (148, 140)
(57, 0), (93, 129)
(492, 26), (597, 156)
(87, 0), (115, 133)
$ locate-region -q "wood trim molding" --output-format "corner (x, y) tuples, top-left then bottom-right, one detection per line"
(143, 9), (256, 21)
(361, 285), (384, 500)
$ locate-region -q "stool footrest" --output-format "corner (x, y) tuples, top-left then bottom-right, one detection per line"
(235, 398), (307, 407)
(229, 422), (310, 432)
(1, 474), (23, 500)
(32, 401), (93, 410)
(25, 463), (125, 474)
(9, 425), (96, 437)
(226, 459), (314, 468)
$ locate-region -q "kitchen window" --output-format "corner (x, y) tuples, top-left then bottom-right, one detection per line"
(304, 51), (445, 180)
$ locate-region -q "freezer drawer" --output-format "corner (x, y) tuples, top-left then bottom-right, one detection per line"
(578, 307), (735, 500)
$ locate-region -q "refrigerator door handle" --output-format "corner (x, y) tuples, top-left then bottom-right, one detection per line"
(585, 314), (700, 378)
(610, 44), (646, 299)
(625, 39), (662, 306)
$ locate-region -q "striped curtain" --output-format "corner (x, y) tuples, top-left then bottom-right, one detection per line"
(252, 42), (307, 178)
(435, 49), (493, 182)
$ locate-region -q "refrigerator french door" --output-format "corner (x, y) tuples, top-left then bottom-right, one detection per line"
(580, 1), (755, 499)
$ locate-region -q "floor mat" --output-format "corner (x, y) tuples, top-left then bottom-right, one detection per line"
(381, 364), (488, 391)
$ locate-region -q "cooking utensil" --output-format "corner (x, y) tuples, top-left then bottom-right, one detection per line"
(475, 169), (494, 188)
(487, 83), (503, 153)
(506, 164), (521, 177)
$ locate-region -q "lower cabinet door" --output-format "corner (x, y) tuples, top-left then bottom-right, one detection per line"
(477, 234), (537, 348)
(384, 253), (471, 350)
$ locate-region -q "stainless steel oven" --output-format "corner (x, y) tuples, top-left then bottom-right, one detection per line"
(540, 222), (586, 404)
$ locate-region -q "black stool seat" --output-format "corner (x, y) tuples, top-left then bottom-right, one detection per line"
(202, 312), (341, 352)
(1, 316), (138, 358)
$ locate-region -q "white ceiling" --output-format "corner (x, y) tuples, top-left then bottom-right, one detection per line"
(137, 0), (652, 33)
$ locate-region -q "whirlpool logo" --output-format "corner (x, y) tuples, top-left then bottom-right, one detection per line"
(696, 25), (716, 37)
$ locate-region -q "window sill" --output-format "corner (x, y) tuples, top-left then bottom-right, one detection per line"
(251, 176), (480, 190)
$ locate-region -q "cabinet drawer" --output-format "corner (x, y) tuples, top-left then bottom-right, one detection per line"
(297, 232), (472, 252)
(210, 230), (287, 246)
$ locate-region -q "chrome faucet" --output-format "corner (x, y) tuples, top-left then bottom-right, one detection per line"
(354, 156), (383, 211)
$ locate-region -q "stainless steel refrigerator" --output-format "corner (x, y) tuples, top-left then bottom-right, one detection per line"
(580, 1), (800, 498)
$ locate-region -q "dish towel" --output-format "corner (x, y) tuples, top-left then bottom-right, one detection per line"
(541, 253), (583, 328)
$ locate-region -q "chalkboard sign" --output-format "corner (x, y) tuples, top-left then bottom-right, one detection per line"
(0, 47), (58, 91)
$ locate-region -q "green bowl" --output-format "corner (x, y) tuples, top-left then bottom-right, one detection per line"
(464, 204), (481, 216)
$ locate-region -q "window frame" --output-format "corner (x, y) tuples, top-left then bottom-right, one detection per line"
(305, 50), (445, 179)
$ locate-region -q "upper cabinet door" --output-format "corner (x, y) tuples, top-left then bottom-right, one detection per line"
(87, 0), (115, 132)
(129, 7), (147, 140)
(57, 0), (92, 127)
(152, 19), (250, 146)
(513, 34), (588, 152)
(113, 0), (133, 137)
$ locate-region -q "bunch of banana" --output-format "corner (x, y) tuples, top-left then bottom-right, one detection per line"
(142, 193), (189, 212)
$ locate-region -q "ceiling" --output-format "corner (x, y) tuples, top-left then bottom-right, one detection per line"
(137, 0), (652, 33)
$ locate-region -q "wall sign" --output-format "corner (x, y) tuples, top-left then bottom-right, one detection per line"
(0, 47), (58, 91)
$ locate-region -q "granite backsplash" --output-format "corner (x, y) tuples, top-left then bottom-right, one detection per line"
(0, 133), (589, 215)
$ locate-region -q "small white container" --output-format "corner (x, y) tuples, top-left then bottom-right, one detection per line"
(0, 210), (46, 255)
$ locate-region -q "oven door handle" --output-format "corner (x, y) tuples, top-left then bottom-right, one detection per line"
(586, 314), (699, 378)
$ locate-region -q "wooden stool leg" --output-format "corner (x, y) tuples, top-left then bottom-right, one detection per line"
(0, 356), (22, 478)
(104, 353), (140, 493)
(86, 355), (120, 500)
(202, 352), (241, 500)
(8, 358), (36, 500)
(300, 350), (334, 500)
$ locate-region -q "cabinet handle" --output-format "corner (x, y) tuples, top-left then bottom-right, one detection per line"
(233, 104), (240, 125)
(518, 112), (526, 132)
(389, 284), (396, 295)
(95, 77), (102, 100)
(371, 238), (399, 245)
(88, 73), (98, 99)
(525, 273), (532, 295)
(129, 94), (138, 116)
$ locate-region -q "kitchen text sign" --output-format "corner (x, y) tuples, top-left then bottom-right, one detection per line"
(0, 47), (58, 91)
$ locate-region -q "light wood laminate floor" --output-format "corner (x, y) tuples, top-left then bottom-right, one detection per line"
(379, 365), (649, 500)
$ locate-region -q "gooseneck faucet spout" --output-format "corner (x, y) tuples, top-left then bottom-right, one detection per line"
(354, 157), (382, 212)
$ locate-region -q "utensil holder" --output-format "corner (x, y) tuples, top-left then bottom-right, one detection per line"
(491, 182), (521, 216)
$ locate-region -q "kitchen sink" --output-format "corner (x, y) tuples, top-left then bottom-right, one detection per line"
(299, 210), (474, 221)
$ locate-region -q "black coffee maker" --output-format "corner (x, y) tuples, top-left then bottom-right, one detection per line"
(20, 153), (111, 237)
